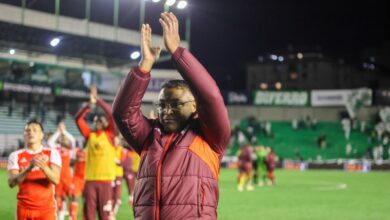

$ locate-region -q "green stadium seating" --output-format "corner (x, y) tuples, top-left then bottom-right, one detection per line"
(229, 119), (375, 160)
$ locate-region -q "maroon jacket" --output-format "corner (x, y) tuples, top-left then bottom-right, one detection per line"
(113, 48), (230, 220)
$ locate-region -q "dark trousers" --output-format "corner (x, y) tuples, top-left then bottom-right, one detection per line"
(83, 181), (113, 220)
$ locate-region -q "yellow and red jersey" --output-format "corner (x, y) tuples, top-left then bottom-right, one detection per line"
(74, 98), (116, 181)
(85, 132), (116, 181)
(7, 146), (61, 210)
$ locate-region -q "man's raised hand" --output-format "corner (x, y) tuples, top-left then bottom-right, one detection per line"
(159, 12), (180, 55)
(139, 24), (162, 72)
(90, 85), (98, 104)
(58, 122), (66, 133)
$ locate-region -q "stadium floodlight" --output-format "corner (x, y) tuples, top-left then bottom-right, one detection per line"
(9, 49), (15, 55)
(278, 56), (284, 62)
(152, 0), (161, 2)
(297, 52), (303, 59)
(177, 0), (187, 9)
(130, 51), (141, 60)
(50, 37), (61, 47)
(165, 0), (176, 6)
(270, 54), (278, 61)
(259, 82), (268, 90)
(275, 82), (282, 90)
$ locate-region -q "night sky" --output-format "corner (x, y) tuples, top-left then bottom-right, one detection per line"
(188, 0), (389, 90)
(1, 0), (389, 90)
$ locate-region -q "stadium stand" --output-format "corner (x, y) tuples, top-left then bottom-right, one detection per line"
(0, 105), (83, 156)
(228, 117), (388, 160)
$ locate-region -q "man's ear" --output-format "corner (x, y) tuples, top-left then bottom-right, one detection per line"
(191, 102), (197, 113)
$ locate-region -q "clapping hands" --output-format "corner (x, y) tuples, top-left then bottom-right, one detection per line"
(139, 12), (181, 72)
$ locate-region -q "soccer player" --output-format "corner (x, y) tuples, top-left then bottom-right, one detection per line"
(265, 147), (277, 186)
(237, 144), (254, 191)
(69, 144), (86, 220)
(113, 12), (230, 219)
(122, 142), (140, 207)
(255, 145), (268, 186)
(7, 119), (61, 220)
(111, 135), (126, 218)
(75, 87), (116, 220)
(47, 122), (76, 220)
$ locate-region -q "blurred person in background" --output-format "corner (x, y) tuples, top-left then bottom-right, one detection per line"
(265, 147), (277, 186)
(47, 122), (76, 220)
(122, 140), (140, 207)
(237, 144), (254, 192)
(111, 135), (126, 219)
(75, 86), (116, 220)
(255, 145), (268, 186)
(69, 142), (86, 220)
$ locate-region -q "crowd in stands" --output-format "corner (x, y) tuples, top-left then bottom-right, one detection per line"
(231, 113), (390, 162)
(0, 60), (87, 89)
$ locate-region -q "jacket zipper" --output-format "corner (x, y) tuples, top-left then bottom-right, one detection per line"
(155, 133), (175, 220)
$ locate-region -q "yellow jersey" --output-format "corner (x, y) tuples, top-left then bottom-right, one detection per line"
(85, 132), (116, 181)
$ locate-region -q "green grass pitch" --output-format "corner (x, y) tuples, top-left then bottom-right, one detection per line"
(1, 169), (389, 220)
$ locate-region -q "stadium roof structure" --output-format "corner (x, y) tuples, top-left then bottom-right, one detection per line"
(0, 2), (188, 72)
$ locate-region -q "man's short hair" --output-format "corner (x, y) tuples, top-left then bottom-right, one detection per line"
(161, 80), (190, 90)
(26, 119), (44, 132)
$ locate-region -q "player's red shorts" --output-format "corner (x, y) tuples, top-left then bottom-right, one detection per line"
(70, 176), (85, 197)
(17, 205), (56, 220)
(55, 175), (72, 197)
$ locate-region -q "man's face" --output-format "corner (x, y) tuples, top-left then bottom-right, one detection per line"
(95, 121), (103, 131)
(59, 135), (70, 148)
(157, 87), (196, 133)
(24, 123), (43, 146)
(94, 117), (106, 131)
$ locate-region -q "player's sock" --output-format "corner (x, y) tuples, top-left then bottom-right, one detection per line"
(69, 201), (78, 220)
(113, 199), (122, 215)
(268, 172), (275, 185)
(56, 197), (65, 220)
(61, 201), (69, 216)
(128, 195), (134, 207)
(237, 176), (245, 192)
(56, 197), (63, 212)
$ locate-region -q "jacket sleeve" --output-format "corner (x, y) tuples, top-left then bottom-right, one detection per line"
(172, 47), (231, 155)
(75, 104), (92, 138)
(112, 67), (153, 155)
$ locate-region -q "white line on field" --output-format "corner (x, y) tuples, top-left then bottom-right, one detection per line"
(311, 182), (347, 191)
